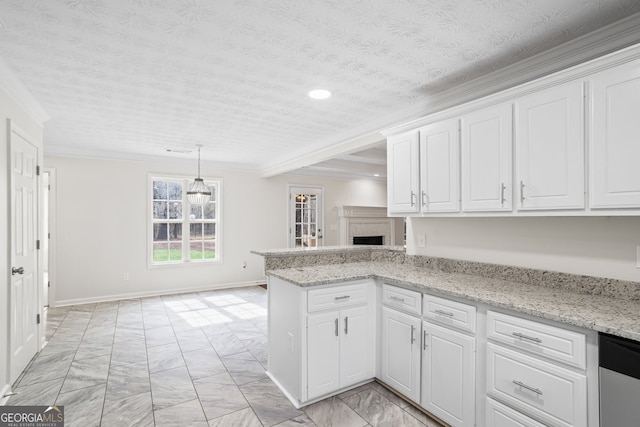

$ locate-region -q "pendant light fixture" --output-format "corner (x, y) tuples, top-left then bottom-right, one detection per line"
(187, 144), (212, 205)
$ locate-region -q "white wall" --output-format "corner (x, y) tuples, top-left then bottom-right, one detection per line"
(43, 155), (388, 305)
(0, 87), (44, 399)
(407, 216), (640, 282)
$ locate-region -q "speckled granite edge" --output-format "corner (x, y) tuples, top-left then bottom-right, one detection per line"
(252, 246), (404, 270)
(253, 246), (640, 301)
(371, 252), (640, 301)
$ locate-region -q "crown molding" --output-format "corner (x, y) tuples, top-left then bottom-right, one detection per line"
(0, 57), (49, 125)
(44, 145), (259, 174)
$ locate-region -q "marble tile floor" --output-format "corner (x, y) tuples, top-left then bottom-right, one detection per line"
(7, 286), (445, 427)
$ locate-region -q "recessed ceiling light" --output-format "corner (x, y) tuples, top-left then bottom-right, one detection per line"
(308, 89), (331, 100)
(374, 174), (380, 177)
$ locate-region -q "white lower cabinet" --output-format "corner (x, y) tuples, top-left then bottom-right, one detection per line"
(485, 309), (593, 427)
(380, 306), (422, 402)
(267, 277), (375, 407)
(307, 305), (371, 400)
(421, 321), (475, 427)
(486, 397), (546, 427)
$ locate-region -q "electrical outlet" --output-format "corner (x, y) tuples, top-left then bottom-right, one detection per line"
(241, 261), (247, 270)
(288, 332), (294, 352)
(417, 234), (426, 248)
(122, 272), (130, 281)
(637, 246), (640, 269)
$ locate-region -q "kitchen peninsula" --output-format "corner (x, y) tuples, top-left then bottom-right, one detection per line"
(252, 245), (640, 427)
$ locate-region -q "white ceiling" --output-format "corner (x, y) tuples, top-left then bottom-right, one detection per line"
(1, 0), (640, 178)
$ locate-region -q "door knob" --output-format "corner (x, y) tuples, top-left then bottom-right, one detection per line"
(12, 267), (24, 275)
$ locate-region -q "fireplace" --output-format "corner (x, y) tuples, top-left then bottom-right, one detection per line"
(337, 206), (397, 246)
(353, 235), (384, 245)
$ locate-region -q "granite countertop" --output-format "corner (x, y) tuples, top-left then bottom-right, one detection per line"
(266, 261), (640, 342)
(251, 245), (405, 257)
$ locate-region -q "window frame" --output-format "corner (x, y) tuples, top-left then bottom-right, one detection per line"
(148, 173), (222, 267)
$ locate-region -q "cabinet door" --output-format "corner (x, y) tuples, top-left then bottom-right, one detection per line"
(340, 305), (373, 387)
(590, 60), (640, 208)
(380, 307), (421, 402)
(515, 82), (584, 210)
(419, 119), (460, 212)
(461, 103), (513, 212)
(387, 131), (420, 214)
(307, 311), (340, 399)
(421, 322), (475, 427)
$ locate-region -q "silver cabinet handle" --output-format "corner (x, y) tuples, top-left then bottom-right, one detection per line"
(500, 183), (506, 205)
(410, 191), (416, 206)
(520, 180), (525, 205)
(512, 332), (542, 343)
(389, 296), (405, 303)
(435, 309), (454, 317)
(334, 318), (339, 337)
(421, 191), (428, 207)
(334, 295), (350, 301)
(513, 380), (543, 395)
(423, 330), (428, 350)
(344, 316), (348, 335)
(411, 325), (416, 344)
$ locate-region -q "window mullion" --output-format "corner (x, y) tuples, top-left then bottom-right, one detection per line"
(183, 180), (190, 261)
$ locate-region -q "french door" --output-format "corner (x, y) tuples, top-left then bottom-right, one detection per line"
(289, 185), (324, 248)
(9, 121), (40, 383)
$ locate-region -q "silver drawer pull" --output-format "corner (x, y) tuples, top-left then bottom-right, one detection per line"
(411, 325), (416, 344)
(435, 309), (454, 317)
(513, 380), (543, 396)
(512, 332), (542, 343)
(389, 296), (405, 303)
(334, 295), (350, 301)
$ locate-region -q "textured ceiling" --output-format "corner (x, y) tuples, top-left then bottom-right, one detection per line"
(1, 0), (640, 176)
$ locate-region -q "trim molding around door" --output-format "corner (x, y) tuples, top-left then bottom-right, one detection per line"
(44, 168), (57, 309)
(287, 184), (325, 249)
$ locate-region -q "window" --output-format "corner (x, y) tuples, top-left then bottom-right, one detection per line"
(150, 176), (220, 265)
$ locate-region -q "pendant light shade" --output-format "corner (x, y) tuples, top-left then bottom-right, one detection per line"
(187, 145), (212, 205)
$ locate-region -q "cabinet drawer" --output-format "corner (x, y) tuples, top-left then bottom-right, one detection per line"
(487, 311), (586, 369)
(487, 343), (587, 427)
(486, 397), (546, 427)
(423, 294), (476, 333)
(382, 284), (422, 315)
(307, 282), (368, 312)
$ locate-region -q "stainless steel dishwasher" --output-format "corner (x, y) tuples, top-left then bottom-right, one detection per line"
(599, 332), (640, 426)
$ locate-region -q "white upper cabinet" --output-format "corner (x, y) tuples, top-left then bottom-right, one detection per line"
(419, 118), (460, 213)
(590, 60), (640, 209)
(514, 81), (585, 210)
(387, 130), (420, 214)
(461, 103), (513, 212)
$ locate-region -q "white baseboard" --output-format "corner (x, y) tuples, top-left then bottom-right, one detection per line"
(54, 280), (265, 307)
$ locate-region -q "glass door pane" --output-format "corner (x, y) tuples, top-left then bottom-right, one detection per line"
(289, 186), (323, 248)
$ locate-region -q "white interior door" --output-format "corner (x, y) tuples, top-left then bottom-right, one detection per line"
(9, 123), (40, 383)
(289, 185), (324, 248)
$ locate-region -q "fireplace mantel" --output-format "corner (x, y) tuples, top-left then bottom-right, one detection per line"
(337, 206), (395, 246)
